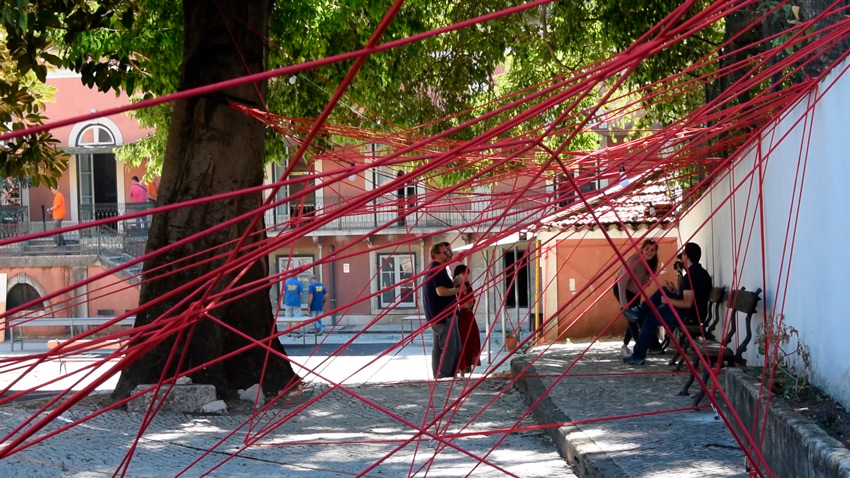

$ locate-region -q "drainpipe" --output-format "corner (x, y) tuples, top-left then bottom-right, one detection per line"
(501, 246), (507, 346)
(484, 248), (491, 364)
(328, 244), (337, 326)
(534, 238), (541, 343)
(514, 244), (520, 336)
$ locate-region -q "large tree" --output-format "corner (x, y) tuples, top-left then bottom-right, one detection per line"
(111, 0), (296, 398)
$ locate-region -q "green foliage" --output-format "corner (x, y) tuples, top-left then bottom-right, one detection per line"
(114, 101), (170, 180)
(0, 0), (728, 185)
(0, 25), (67, 186)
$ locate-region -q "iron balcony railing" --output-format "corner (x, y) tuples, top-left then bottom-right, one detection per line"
(0, 194), (550, 257)
(263, 194), (550, 232)
(0, 203), (151, 259)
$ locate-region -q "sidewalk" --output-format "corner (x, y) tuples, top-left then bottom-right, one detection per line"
(0, 326), (569, 477)
(512, 340), (749, 478)
(0, 322), (519, 392)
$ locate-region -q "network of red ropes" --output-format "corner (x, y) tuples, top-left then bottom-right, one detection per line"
(1, 0), (848, 476)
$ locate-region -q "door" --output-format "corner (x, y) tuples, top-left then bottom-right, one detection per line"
(78, 153), (119, 229)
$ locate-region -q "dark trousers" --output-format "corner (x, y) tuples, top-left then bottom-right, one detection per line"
(53, 219), (65, 246)
(431, 317), (461, 379)
(630, 287), (685, 359)
(613, 285), (639, 345)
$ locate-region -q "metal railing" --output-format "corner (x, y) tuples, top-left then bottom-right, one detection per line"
(0, 203), (150, 259)
(1, 194), (549, 257)
(264, 194), (550, 232)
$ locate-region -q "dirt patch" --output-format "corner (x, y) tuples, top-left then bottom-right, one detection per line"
(753, 368), (850, 450)
(784, 388), (850, 450)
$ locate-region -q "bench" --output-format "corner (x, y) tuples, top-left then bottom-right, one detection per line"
(401, 315), (425, 336)
(276, 317), (318, 345)
(668, 285), (727, 368)
(8, 316), (136, 351)
(47, 338), (127, 374)
(678, 287), (761, 406)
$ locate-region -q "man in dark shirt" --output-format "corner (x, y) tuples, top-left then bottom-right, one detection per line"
(623, 242), (712, 364)
(423, 241), (462, 378)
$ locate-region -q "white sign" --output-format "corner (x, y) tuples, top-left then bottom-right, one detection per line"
(343, 263), (350, 273)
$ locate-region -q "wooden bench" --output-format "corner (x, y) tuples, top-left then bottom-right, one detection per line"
(8, 316), (136, 351)
(668, 285), (727, 368)
(401, 315), (425, 336)
(276, 317), (318, 345)
(678, 287), (761, 406)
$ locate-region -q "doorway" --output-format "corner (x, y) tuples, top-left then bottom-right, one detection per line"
(504, 248), (529, 308)
(78, 153), (119, 228)
(5, 283), (45, 341)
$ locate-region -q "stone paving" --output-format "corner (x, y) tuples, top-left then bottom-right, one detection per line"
(513, 340), (750, 478)
(0, 333), (572, 478)
(0, 330), (759, 478)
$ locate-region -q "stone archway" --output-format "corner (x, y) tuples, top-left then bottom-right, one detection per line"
(4, 274), (49, 341)
(6, 288), (45, 342)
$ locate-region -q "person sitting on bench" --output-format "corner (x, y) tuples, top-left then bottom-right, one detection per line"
(622, 242), (712, 365)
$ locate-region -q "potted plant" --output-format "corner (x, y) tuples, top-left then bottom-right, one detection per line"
(505, 328), (520, 352)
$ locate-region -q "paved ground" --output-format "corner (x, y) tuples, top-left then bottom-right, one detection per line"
(0, 329), (757, 478)
(513, 341), (750, 478)
(0, 329), (573, 477)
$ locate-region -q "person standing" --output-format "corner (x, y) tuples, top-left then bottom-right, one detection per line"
(146, 177), (159, 204)
(423, 241), (461, 379)
(129, 176), (148, 228)
(396, 170), (406, 227)
(453, 264), (481, 377)
(283, 276), (303, 333)
(307, 274), (328, 335)
(613, 239), (659, 357)
(47, 186), (66, 246)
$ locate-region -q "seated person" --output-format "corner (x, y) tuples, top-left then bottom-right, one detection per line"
(622, 242), (712, 365)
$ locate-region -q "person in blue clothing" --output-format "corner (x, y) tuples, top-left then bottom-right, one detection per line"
(283, 276), (303, 322)
(307, 275), (328, 335)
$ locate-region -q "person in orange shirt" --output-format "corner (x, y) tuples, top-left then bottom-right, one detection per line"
(146, 177), (159, 204)
(47, 186), (66, 246)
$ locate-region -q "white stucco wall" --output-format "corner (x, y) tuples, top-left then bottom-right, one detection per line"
(678, 60), (850, 409)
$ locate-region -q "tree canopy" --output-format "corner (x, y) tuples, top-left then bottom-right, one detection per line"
(1, 0), (728, 182)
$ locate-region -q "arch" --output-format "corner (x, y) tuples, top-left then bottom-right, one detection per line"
(4, 274), (48, 341)
(7, 273), (48, 301)
(7, 283), (44, 311)
(67, 117), (124, 148)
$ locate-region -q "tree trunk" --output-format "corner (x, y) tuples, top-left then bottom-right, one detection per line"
(113, 0), (298, 400)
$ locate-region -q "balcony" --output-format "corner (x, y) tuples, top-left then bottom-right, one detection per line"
(0, 204), (150, 260)
(0, 193), (549, 258)
(263, 194), (549, 234)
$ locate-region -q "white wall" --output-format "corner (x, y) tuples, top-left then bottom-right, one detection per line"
(679, 60), (850, 409)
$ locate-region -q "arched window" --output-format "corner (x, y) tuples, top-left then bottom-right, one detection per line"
(76, 124), (116, 147)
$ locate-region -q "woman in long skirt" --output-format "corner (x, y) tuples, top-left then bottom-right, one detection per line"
(453, 264), (481, 377)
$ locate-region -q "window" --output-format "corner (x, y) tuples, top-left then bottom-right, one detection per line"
(276, 256), (315, 310)
(552, 163), (600, 208)
(368, 144), (417, 227)
(377, 253), (417, 308)
(76, 124), (115, 147)
(272, 149), (314, 229)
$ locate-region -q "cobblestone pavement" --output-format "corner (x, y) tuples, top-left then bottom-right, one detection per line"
(0, 345), (572, 477)
(514, 341), (750, 478)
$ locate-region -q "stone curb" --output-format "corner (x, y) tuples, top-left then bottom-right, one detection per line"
(511, 356), (628, 478)
(725, 368), (850, 478)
